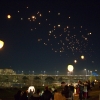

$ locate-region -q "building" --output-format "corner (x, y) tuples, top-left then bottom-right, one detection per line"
(0, 68), (16, 75)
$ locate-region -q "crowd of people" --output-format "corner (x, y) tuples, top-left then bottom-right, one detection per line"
(76, 80), (94, 100)
(14, 80), (95, 100)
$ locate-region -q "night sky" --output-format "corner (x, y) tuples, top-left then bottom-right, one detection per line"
(0, 0), (100, 75)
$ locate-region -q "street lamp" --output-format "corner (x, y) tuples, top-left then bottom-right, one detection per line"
(88, 70), (89, 75)
(22, 71), (23, 74)
(84, 69), (87, 80)
(18, 70), (19, 74)
(57, 71), (59, 75)
(32, 71), (34, 75)
(95, 69), (97, 75)
(90, 71), (92, 76)
(95, 69), (97, 71)
(29, 71), (30, 75)
(44, 71), (46, 75)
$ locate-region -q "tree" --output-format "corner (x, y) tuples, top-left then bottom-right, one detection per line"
(22, 76), (29, 84)
(33, 77), (41, 86)
(3, 75), (9, 82)
(45, 77), (54, 84)
(89, 76), (96, 82)
(58, 77), (63, 82)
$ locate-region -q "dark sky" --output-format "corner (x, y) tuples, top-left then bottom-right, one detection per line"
(0, 0), (100, 75)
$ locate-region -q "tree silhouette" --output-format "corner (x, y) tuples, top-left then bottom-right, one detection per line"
(33, 77), (41, 86)
(22, 76), (29, 84)
(45, 77), (54, 84)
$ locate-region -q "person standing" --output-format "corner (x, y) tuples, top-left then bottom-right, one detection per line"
(61, 82), (71, 100)
(83, 83), (87, 100)
(69, 83), (74, 100)
(31, 89), (41, 100)
(41, 86), (53, 100)
(79, 82), (84, 100)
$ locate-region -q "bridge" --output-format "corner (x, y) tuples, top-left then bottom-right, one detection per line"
(0, 74), (99, 87)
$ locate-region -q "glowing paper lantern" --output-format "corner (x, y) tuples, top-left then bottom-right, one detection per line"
(81, 55), (84, 59)
(67, 65), (74, 72)
(7, 15), (11, 19)
(74, 60), (77, 63)
(28, 86), (35, 93)
(0, 40), (4, 49)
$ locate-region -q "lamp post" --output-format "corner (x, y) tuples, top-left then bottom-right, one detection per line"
(22, 71), (23, 74)
(32, 71), (34, 75)
(84, 69), (87, 80)
(44, 71), (46, 75)
(57, 71), (59, 75)
(88, 70), (89, 75)
(95, 69), (97, 72)
(29, 71), (30, 75)
(95, 69), (98, 75)
(90, 71), (92, 76)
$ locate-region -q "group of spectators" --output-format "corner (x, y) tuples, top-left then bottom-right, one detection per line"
(76, 80), (94, 100)
(14, 80), (95, 100)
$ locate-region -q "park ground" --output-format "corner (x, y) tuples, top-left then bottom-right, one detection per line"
(0, 83), (100, 100)
(74, 83), (100, 100)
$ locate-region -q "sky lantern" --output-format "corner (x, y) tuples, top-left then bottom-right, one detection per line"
(81, 55), (84, 59)
(32, 16), (36, 21)
(74, 60), (77, 63)
(0, 40), (4, 49)
(67, 65), (74, 72)
(7, 15), (11, 19)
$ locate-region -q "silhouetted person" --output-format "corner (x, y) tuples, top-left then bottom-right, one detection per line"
(79, 82), (84, 100)
(14, 90), (22, 100)
(69, 83), (74, 100)
(28, 89), (34, 100)
(21, 91), (28, 100)
(61, 82), (70, 99)
(31, 89), (41, 100)
(41, 86), (53, 100)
